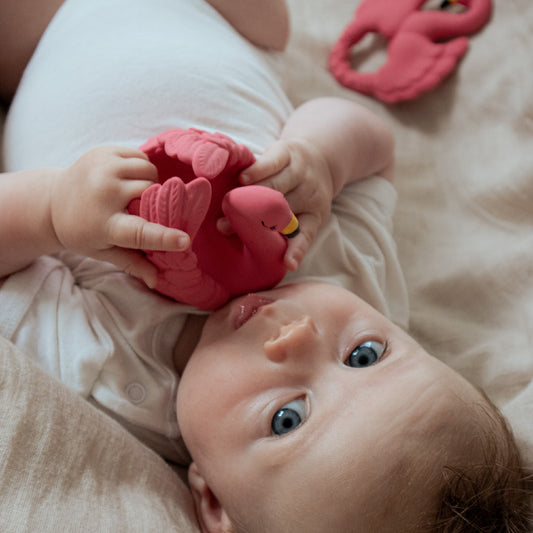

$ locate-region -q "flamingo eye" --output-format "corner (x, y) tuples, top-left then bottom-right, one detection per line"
(261, 221), (277, 231)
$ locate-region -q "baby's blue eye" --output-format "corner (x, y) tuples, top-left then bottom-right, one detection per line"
(271, 399), (307, 435)
(346, 340), (385, 368)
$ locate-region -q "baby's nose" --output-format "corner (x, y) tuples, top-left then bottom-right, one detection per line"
(263, 315), (319, 363)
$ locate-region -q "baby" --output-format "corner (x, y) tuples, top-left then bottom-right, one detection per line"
(1, 110), (530, 533)
(1, 0), (531, 531)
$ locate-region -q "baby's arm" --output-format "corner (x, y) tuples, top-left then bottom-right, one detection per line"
(0, 146), (190, 286)
(277, 97), (395, 189)
(205, 0), (290, 51)
(241, 97), (395, 269)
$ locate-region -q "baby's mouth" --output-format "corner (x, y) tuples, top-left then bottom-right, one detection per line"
(233, 294), (273, 329)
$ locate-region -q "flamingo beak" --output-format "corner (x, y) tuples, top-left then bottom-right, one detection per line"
(280, 213), (300, 239)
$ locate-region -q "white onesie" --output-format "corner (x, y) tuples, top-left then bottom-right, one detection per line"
(0, 0), (408, 463)
(3, 0), (292, 169)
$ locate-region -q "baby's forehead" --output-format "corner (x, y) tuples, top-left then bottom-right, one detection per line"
(257, 432), (437, 532)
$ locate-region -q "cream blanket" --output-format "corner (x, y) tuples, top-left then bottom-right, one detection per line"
(284, 0), (533, 466)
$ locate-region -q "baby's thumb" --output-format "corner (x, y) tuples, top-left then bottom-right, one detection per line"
(284, 216), (317, 271)
(240, 141), (288, 185)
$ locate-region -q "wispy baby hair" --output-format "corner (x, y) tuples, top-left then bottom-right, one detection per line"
(429, 398), (533, 532)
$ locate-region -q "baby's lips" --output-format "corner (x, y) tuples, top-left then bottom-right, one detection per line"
(232, 294), (274, 329)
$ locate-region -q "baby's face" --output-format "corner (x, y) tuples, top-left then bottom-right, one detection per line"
(177, 282), (485, 532)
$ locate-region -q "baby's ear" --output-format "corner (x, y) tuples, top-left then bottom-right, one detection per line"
(188, 462), (234, 533)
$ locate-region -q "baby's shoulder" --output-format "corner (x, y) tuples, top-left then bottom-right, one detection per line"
(0, 0), (64, 102)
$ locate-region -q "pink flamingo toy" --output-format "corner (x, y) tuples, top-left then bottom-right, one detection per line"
(329, 0), (492, 103)
(128, 128), (299, 310)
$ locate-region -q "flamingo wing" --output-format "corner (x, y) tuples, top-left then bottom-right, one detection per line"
(135, 176), (229, 309)
(130, 127), (259, 309)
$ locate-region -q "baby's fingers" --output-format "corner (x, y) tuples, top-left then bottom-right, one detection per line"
(283, 213), (319, 271)
(116, 154), (158, 182)
(240, 141), (290, 185)
(216, 217), (235, 236)
(108, 213), (191, 252)
(284, 232), (309, 271)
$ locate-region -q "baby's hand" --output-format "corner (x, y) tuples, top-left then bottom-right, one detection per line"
(239, 139), (334, 270)
(50, 146), (190, 287)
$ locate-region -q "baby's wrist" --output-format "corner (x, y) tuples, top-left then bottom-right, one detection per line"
(287, 137), (337, 198)
(46, 168), (71, 254)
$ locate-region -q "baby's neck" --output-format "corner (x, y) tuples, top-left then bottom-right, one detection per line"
(173, 313), (208, 375)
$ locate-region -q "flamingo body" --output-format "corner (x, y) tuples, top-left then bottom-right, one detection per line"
(329, 0), (492, 103)
(128, 128), (294, 310)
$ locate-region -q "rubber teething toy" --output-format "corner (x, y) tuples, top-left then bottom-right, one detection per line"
(128, 128), (299, 310)
(329, 0), (492, 103)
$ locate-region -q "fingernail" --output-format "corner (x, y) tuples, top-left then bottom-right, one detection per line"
(177, 235), (190, 249)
